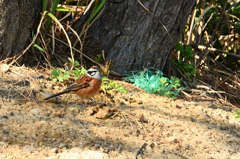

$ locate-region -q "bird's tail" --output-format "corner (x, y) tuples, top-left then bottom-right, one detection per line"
(44, 90), (71, 100)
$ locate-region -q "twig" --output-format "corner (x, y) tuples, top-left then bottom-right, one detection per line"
(181, 91), (192, 98)
(195, 98), (215, 101)
(122, 113), (133, 128)
(187, 0), (199, 45)
(206, 55), (236, 75)
(195, 44), (240, 59)
(76, 121), (91, 138)
(197, 79), (238, 108)
(48, 34), (98, 64)
(0, 98), (5, 108)
(196, 0), (228, 68)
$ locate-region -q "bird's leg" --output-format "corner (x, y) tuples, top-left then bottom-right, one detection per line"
(82, 99), (89, 107)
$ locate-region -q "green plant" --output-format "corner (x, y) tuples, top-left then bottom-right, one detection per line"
(50, 58), (86, 82)
(171, 42), (199, 82)
(233, 109), (240, 120)
(124, 68), (183, 99)
(157, 77), (181, 99)
(95, 54), (103, 62)
(101, 76), (128, 94)
(87, 0), (107, 23)
(71, 67), (87, 80)
(50, 58), (127, 93)
(50, 68), (70, 82)
(69, 57), (80, 67)
(42, 0), (61, 33)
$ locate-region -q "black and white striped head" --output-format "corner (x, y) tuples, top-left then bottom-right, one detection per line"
(86, 66), (101, 79)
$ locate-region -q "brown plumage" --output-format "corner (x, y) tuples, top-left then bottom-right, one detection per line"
(44, 66), (102, 103)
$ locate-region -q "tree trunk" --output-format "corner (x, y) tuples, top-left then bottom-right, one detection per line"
(0, 0), (38, 59)
(87, 0), (196, 73)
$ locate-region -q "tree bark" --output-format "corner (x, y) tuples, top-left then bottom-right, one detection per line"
(0, 0), (38, 59)
(87, 0), (196, 73)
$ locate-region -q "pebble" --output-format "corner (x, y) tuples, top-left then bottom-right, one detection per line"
(50, 148), (59, 153)
(31, 109), (39, 115)
(10, 112), (14, 116)
(35, 114), (42, 118)
(35, 75), (44, 79)
(59, 143), (68, 149)
(2, 130), (9, 134)
(138, 101), (143, 104)
(120, 102), (126, 105)
(2, 115), (8, 119)
(121, 120), (126, 123)
(1, 64), (9, 73)
(23, 145), (38, 152)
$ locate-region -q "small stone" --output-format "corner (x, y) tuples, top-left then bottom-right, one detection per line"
(23, 145), (38, 152)
(120, 102), (126, 105)
(59, 143), (67, 149)
(138, 101), (143, 104)
(121, 120), (126, 123)
(50, 148), (59, 153)
(2, 130), (9, 134)
(35, 114), (42, 118)
(2, 115), (8, 119)
(31, 109), (39, 115)
(35, 75), (44, 79)
(0, 64), (10, 73)
(10, 112), (14, 116)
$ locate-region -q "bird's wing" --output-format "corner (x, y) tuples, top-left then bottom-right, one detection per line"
(65, 82), (89, 91)
(65, 74), (93, 91)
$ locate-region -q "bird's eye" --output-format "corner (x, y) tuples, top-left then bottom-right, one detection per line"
(88, 70), (96, 76)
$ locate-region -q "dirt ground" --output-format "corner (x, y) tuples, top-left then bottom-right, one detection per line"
(0, 65), (240, 159)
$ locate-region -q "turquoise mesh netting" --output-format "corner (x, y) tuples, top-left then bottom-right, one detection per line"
(123, 67), (183, 98)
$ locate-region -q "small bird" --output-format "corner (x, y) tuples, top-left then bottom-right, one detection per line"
(44, 66), (102, 105)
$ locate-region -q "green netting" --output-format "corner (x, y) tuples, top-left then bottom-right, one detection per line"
(123, 67), (183, 98)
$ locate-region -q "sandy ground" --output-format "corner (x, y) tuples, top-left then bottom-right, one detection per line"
(0, 65), (240, 159)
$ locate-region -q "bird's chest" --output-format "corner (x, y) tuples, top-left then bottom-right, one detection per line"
(73, 80), (102, 99)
